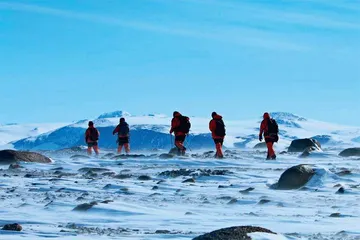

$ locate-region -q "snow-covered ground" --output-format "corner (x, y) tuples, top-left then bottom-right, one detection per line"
(0, 111), (360, 239)
(0, 150), (359, 239)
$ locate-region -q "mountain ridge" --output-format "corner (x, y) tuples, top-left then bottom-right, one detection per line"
(1, 111), (359, 151)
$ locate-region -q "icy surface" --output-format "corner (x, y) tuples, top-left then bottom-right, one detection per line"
(0, 149), (359, 239)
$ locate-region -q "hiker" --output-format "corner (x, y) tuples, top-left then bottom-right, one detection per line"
(85, 121), (100, 155)
(169, 111), (191, 155)
(112, 117), (130, 154)
(259, 112), (279, 160)
(209, 112), (226, 158)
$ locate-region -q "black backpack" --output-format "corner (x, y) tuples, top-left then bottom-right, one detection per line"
(215, 119), (226, 137)
(118, 123), (130, 136)
(177, 116), (191, 134)
(89, 128), (99, 141)
(267, 119), (279, 135)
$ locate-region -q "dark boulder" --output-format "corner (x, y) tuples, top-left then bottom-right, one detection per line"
(239, 187), (255, 194)
(288, 139), (321, 153)
(73, 201), (97, 211)
(159, 153), (174, 159)
(2, 223), (23, 231)
(339, 148), (360, 157)
(193, 226), (275, 240)
(182, 178), (195, 183)
(299, 146), (318, 158)
(78, 167), (110, 173)
(253, 142), (267, 149)
(169, 147), (179, 155)
(138, 175), (152, 181)
(273, 164), (315, 190)
(0, 150), (52, 164)
(70, 155), (90, 160)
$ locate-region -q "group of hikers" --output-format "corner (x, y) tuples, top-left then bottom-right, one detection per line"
(85, 112), (279, 160)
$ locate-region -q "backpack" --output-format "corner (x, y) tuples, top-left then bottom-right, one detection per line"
(177, 116), (191, 134)
(267, 119), (279, 135)
(118, 123), (130, 136)
(89, 128), (99, 141)
(215, 119), (226, 137)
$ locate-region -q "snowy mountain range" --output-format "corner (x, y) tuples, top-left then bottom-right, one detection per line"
(1, 111), (360, 151)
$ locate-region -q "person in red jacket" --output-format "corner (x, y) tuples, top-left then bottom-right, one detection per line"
(85, 121), (100, 155)
(259, 112), (279, 160)
(209, 112), (226, 158)
(112, 117), (130, 154)
(169, 111), (190, 155)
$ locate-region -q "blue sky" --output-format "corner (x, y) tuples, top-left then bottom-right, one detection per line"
(0, 0), (359, 125)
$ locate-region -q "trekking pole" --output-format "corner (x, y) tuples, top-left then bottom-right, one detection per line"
(170, 133), (173, 147)
(185, 134), (193, 152)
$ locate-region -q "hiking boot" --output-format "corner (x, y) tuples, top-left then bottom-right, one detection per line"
(271, 155), (277, 160)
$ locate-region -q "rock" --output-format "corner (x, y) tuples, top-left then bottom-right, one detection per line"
(78, 167), (110, 173)
(202, 151), (216, 158)
(73, 201), (98, 211)
(138, 175), (151, 181)
(182, 178), (195, 183)
(1, 223), (22, 231)
(330, 213), (341, 218)
(157, 180), (165, 184)
(159, 153), (174, 159)
(149, 193), (161, 197)
(24, 173), (33, 178)
(101, 200), (114, 204)
(101, 172), (116, 177)
(253, 142), (267, 149)
(114, 174), (132, 179)
(339, 148), (360, 157)
(299, 146), (318, 158)
(155, 230), (171, 234)
(227, 198), (238, 204)
(258, 199), (271, 204)
(0, 150), (51, 164)
(70, 154), (90, 160)
(288, 139), (321, 153)
(193, 226), (275, 240)
(333, 184), (342, 188)
(84, 170), (97, 178)
(103, 153), (116, 158)
(159, 169), (232, 178)
(273, 164), (315, 190)
(336, 170), (352, 176)
(152, 186), (159, 190)
(239, 187), (255, 194)
(336, 187), (345, 194)
(169, 147), (179, 155)
(8, 163), (22, 169)
(55, 146), (85, 155)
(279, 151), (287, 155)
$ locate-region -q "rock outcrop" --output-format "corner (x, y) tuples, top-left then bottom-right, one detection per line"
(288, 139), (321, 153)
(339, 148), (360, 157)
(0, 150), (52, 164)
(273, 164), (315, 190)
(193, 226), (275, 240)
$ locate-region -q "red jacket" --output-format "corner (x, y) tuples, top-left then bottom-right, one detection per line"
(259, 113), (271, 138)
(209, 114), (225, 139)
(170, 112), (187, 136)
